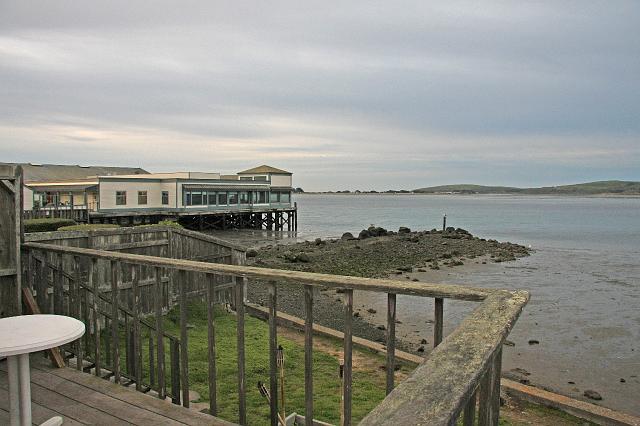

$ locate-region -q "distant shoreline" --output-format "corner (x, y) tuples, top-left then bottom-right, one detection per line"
(297, 192), (640, 198)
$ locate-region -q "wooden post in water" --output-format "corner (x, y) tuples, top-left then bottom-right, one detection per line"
(443, 214), (447, 231)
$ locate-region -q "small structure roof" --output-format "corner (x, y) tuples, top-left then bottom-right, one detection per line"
(3, 163), (149, 183)
(237, 165), (292, 175)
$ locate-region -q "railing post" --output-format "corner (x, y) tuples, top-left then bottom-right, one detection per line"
(89, 258), (101, 377)
(206, 273), (217, 416)
(36, 256), (47, 314)
(110, 260), (120, 383)
(268, 281), (278, 426)
(236, 276), (247, 425)
(132, 264), (142, 391)
(477, 348), (502, 426)
(386, 293), (396, 395)
(73, 255), (83, 370)
(343, 289), (353, 426)
(179, 270), (189, 408)
(434, 297), (444, 348)
(155, 267), (166, 400)
(304, 285), (313, 426)
(170, 339), (181, 405)
(53, 254), (64, 315)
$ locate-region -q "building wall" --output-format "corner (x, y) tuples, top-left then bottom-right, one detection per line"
(271, 174), (292, 187)
(23, 186), (33, 210)
(99, 180), (165, 209)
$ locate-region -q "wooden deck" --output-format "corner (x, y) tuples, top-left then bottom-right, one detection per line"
(0, 355), (234, 426)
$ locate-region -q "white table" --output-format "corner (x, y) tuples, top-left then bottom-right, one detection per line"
(0, 315), (85, 426)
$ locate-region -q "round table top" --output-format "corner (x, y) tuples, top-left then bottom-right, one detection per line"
(0, 315), (85, 357)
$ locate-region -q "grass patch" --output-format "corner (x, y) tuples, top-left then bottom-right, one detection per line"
(57, 223), (121, 231)
(24, 218), (76, 232)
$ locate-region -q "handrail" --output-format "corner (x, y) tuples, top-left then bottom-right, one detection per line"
(23, 241), (489, 301)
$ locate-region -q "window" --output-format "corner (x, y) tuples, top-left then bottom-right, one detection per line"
(218, 192), (228, 205)
(162, 191), (169, 205)
(138, 191), (148, 205)
(258, 191), (267, 203)
(116, 191), (127, 205)
(270, 191), (280, 203)
(240, 191), (250, 204)
(281, 191), (290, 203)
(208, 192), (217, 205)
(191, 191), (203, 206)
(185, 192), (191, 206)
(254, 176), (267, 181)
(228, 192), (238, 204)
(239, 176), (253, 181)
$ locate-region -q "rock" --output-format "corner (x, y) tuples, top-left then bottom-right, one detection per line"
(246, 249), (258, 258)
(377, 324), (386, 331)
(353, 311), (360, 318)
(295, 253), (311, 263)
(367, 308), (377, 314)
(341, 232), (355, 240)
(620, 378), (626, 383)
(420, 339), (427, 344)
(410, 236), (420, 243)
(314, 238), (326, 245)
(503, 340), (515, 347)
(368, 226), (388, 237)
(511, 367), (531, 376)
(417, 268), (427, 272)
(398, 226), (411, 234)
(358, 229), (371, 239)
(397, 266), (412, 272)
(528, 339), (540, 345)
(445, 226), (455, 232)
(417, 345), (425, 353)
(568, 381), (575, 384)
(583, 390), (602, 400)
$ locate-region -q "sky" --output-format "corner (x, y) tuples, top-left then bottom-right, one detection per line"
(1, 1), (639, 191)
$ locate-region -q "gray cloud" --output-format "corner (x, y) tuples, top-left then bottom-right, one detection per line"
(0, 1), (639, 190)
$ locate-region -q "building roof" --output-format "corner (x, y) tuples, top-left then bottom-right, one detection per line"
(237, 165), (292, 175)
(2, 163), (149, 183)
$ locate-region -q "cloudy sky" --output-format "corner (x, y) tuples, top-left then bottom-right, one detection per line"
(1, 1), (638, 190)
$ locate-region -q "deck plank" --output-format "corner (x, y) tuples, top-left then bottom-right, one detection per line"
(0, 388), (85, 426)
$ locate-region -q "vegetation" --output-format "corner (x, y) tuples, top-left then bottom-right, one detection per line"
(57, 223), (120, 231)
(136, 219), (183, 229)
(414, 180), (640, 195)
(24, 218), (76, 232)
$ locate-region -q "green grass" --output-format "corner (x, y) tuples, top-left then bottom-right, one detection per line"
(57, 223), (120, 231)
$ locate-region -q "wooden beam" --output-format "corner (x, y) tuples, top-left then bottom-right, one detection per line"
(21, 287), (65, 368)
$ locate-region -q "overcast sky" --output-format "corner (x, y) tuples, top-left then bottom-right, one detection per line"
(1, 1), (638, 190)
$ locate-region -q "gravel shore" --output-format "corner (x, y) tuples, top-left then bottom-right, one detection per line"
(245, 226), (530, 351)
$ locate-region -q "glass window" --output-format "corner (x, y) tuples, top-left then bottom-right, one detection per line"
(270, 191), (280, 203)
(240, 191), (250, 204)
(208, 192), (217, 205)
(239, 176), (253, 181)
(185, 192), (191, 206)
(281, 191), (290, 203)
(162, 191), (169, 205)
(218, 192), (228, 205)
(258, 191), (267, 203)
(138, 191), (148, 205)
(254, 176), (267, 181)
(228, 192), (238, 204)
(191, 191), (203, 205)
(116, 191), (127, 205)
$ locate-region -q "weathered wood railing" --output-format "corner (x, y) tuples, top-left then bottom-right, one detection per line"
(22, 240), (528, 426)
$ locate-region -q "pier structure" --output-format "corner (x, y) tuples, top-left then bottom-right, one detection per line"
(10, 163), (298, 231)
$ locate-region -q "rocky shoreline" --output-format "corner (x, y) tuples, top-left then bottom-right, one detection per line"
(245, 226), (530, 352)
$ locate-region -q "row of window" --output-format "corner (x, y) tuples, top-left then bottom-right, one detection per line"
(115, 190), (166, 206)
(183, 190), (290, 206)
(114, 190), (290, 206)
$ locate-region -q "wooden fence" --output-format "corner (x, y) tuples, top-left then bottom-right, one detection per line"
(22, 240), (528, 426)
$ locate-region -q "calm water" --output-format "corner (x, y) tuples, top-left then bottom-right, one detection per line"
(292, 194), (640, 414)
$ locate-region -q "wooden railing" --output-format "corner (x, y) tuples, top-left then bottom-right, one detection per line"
(24, 207), (90, 222)
(22, 240), (528, 426)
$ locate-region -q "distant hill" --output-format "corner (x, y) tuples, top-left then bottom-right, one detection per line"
(413, 181), (640, 195)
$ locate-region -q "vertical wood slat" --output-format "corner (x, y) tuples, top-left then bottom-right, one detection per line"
(343, 289), (353, 426)
(179, 270), (189, 408)
(434, 297), (444, 348)
(206, 273), (217, 416)
(110, 260), (120, 383)
(477, 350), (499, 426)
(155, 267), (166, 400)
(463, 388), (477, 426)
(268, 282), (278, 426)
(170, 339), (181, 405)
(236, 276), (247, 425)
(386, 293), (396, 395)
(489, 348), (502, 425)
(90, 258), (101, 377)
(36, 256), (47, 314)
(105, 318), (111, 367)
(149, 334), (155, 389)
(53, 255), (64, 315)
(73, 256), (83, 371)
(304, 285), (313, 426)
(132, 264), (142, 391)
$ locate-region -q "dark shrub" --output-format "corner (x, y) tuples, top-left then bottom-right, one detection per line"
(24, 218), (76, 233)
